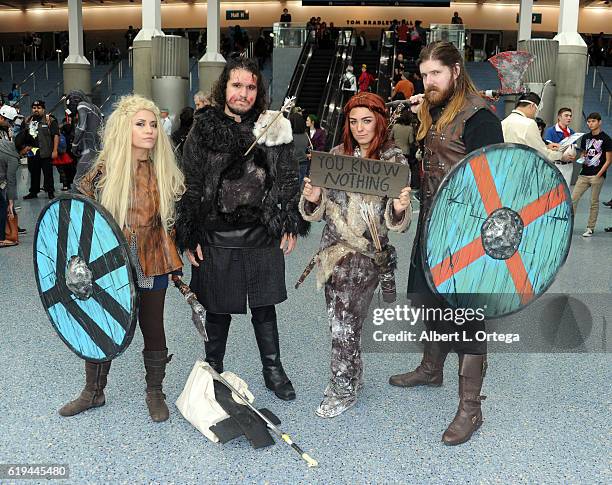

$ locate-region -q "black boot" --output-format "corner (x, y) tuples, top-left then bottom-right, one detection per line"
(389, 340), (449, 387)
(252, 309), (295, 401)
(142, 349), (172, 422)
(442, 354), (487, 446)
(204, 313), (231, 373)
(59, 361), (111, 416)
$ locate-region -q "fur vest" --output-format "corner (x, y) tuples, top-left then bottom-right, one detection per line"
(299, 142), (411, 288)
(175, 106), (309, 251)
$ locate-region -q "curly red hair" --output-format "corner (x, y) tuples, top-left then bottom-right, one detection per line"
(342, 92), (389, 159)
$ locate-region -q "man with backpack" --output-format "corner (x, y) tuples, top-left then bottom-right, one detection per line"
(23, 100), (59, 200)
(342, 65), (357, 97)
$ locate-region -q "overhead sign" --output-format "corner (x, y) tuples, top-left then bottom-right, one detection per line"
(303, 1), (450, 6)
(516, 13), (542, 24)
(309, 151), (410, 198)
(226, 10), (249, 21)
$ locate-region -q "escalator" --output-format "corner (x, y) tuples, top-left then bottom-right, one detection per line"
(295, 47), (336, 117)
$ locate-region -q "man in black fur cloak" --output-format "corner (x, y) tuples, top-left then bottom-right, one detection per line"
(175, 57), (309, 401)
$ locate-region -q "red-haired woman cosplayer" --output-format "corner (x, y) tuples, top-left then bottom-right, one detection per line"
(299, 93), (412, 418)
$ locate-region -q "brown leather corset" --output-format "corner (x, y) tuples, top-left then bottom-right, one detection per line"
(421, 94), (490, 216)
(124, 160), (182, 277)
(78, 160), (182, 277)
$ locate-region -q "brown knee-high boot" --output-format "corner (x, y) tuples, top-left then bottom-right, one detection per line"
(143, 349), (172, 422)
(442, 354), (487, 445)
(389, 341), (450, 387)
(59, 361), (111, 416)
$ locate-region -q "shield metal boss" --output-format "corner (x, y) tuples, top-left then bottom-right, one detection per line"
(33, 194), (137, 361)
(423, 143), (573, 318)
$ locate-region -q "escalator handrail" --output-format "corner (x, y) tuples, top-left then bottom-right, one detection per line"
(318, 29), (354, 123)
(91, 59), (123, 94)
(323, 33), (356, 148)
(15, 61), (47, 89)
(284, 37), (314, 101)
(376, 29), (395, 101)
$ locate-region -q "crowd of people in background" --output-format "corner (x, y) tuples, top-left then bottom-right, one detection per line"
(306, 16), (340, 49)
(1, 13), (611, 250)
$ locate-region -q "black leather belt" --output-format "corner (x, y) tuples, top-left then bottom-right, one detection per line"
(203, 225), (274, 249)
(554, 161), (572, 165)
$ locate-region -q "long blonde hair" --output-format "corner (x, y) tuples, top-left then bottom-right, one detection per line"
(416, 41), (481, 141)
(91, 95), (185, 231)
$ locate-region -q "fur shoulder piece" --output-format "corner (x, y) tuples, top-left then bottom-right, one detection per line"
(192, 106), (253, 154)
(253, 111), (293, 147)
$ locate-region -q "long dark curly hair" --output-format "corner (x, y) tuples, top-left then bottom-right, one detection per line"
(211, 57), (268, 116)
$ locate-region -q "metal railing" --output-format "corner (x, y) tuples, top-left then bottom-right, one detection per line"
(90, 59), (124, 106)
(44, 79), (65, 101)
(99, 93), (117, 112)
(189, 56), (199, 92)
(377, 30), (395, 101)
(320, 30), (355, 148)
(284, 37), (315, 101)
(591, 66), (611, 117)
(49, 95), (67, 117)
(16, 61), (49, 93)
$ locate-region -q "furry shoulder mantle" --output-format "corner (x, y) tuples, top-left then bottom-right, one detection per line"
(253, 110), (293, 147)
(192, 106), (293, 152)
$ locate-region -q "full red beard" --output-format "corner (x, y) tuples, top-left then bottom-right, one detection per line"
(425, 82), (455, 106)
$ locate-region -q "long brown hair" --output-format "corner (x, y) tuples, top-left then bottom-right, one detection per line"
(342, 92), (389, 159)
(416, 41), (480, 141)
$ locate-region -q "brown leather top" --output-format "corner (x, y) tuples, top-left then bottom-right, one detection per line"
(421, 93), (491, 215)
(79, 160), (183, 277)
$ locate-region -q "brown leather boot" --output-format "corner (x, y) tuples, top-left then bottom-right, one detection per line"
(59, 361), (111, 417)
(389, 341), (449, 387)
(143, 349), (172, 422)
(442, 354), (487, 446)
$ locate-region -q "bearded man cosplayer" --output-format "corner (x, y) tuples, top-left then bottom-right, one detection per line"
(175, 57), (309, 401)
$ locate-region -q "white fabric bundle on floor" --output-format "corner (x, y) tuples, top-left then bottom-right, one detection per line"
(176, 360), (254, 443)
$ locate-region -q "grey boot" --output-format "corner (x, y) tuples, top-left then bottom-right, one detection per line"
(317, 376), (357, 418)
(59, 361), (111, 417)
(143, 349), (172, 422)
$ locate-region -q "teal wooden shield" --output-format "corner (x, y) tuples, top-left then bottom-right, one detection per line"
(422, 143), (573, 318)
(33, 194), (137, 361)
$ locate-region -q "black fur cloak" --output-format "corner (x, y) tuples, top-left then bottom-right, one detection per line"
(175, 105), (309, 252)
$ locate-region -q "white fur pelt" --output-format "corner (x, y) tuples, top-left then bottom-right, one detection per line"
(253, 110), (293, 147)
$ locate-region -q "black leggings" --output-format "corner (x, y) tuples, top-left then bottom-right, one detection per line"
(207, 305), (276, 326)
(138, 288), (167, 351)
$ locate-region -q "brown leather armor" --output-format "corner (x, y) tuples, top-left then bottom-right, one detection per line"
(79, 160), (182, 277)
(421, 93), (491, 216)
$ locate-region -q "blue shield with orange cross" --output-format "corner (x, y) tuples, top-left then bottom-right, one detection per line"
(422, 143), (573, 318)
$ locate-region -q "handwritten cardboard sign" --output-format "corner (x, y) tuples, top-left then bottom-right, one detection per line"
(309, 150), (410, 198)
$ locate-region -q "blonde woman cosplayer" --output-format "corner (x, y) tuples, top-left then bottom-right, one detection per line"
(94, 95), (184, 231)
(59, 95), (185, 423)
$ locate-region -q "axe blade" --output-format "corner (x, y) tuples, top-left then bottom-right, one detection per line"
(488, 51), (535, 95)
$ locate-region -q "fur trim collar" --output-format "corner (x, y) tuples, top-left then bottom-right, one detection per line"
(193, 106), (258, 154)
(253, 111), (293, 147)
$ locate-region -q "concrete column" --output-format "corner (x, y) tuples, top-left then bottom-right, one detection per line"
(63, 0), (91, 96)
(199, 0), (226, 95)
(518, 0), (533, 42)
(553, 0), (588, 133)
(133, 0), (165, 99)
